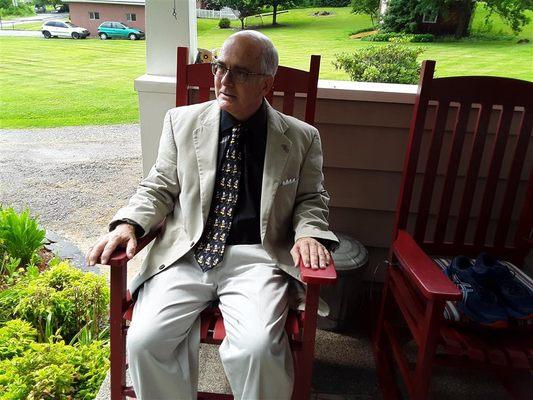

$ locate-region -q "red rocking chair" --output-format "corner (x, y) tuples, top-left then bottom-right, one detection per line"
(106, 47), (337, 399)
(373, 60), (533, 399)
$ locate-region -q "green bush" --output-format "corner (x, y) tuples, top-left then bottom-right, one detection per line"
(0, 206), (46, 268)
(0, 319), (36, 360)
(350, 26), (377, 35)
(311, 0), (350, 6)
(218, 17), (231, 29)
(0, 340), (109, 400)
(362, 32), (395, 41)
(333, 44), (424, 84)
(0, 259), (109, 343)
(362, 32), (434, 42)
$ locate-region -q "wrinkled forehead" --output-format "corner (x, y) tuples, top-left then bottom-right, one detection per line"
(219, 36), (263, 71)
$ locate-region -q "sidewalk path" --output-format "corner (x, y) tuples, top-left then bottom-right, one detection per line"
(0, 124), (143, 272)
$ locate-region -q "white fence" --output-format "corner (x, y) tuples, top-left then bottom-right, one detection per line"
(196, 7), (238, 20)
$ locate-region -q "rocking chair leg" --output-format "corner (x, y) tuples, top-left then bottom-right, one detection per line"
(411, 299), (444, 400)
(373, 277), (401, 400)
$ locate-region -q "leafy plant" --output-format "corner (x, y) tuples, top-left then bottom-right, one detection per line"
(0, 319), (37, 360)
(0, 340), (109, 400)
(219, 17), (231, 28)
(350, 26), (377, 35)
(362, 32), (435, 42)
(333, 44), (424, 84)
(0, 259), (109, 343)
(0, 206), (46, 268)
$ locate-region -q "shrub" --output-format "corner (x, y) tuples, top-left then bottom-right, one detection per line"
(0, 206), (46, 268)
(0, 319), (36, 360)
(362, 32), (394, 42)
(333, 44), (424, 84)
(350, 26), (377, 35)
(362, 32), (434, 42)
(0, 259), (109, 343)
(218, 17), (231, 29)
(0, 340), (109, 400)
(311, 0), (350, 6)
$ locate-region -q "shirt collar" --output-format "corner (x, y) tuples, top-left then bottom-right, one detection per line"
(220, 100), (267, 134)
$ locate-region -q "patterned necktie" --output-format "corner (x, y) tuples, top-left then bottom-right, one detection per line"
(194, 124), (244, 271)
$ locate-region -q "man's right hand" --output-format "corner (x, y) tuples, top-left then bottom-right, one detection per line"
(86, 223), (137, 266)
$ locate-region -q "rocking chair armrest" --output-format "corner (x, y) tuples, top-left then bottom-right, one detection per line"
(107, 225), (163, 267)
(299, 259), (337, 285)
(392, 230), (461, 301)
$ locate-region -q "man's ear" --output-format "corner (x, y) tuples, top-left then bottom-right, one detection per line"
(262, 75), (274, 96)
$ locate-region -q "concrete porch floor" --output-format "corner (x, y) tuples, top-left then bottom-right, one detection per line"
(96, 318), (513, 400)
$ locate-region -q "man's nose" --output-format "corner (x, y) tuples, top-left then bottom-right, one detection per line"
(220, 69), (234, 85)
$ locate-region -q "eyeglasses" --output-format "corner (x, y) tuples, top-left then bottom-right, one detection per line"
(211, 61), (267, 84)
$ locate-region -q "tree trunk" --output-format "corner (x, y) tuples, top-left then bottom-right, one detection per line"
(273, 1), (278, 25)
(454, 0), (475, 38)
(240, 17), (245, 30)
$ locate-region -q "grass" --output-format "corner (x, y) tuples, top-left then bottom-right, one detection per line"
(11, 21), (47, 31)
(0, 38), (146, 128)
(1, 5), (532, 128)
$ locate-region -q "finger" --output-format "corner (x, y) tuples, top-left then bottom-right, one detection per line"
(290, 245), (300, 266)
(325, 249), (331, 265)
(309, 242), (319, 269)
(300, 241), (311, 268)
(100, 237), (121, 265)
(88, 239), (107, 266)
(126, 237), (137, 259)
(318, 246), (328, 269)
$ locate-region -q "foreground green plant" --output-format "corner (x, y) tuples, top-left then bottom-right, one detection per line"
(0, 206), (46, 268)
(0, 340), (109, 400)
(0, 319), (36, 360)
(0, 259), (109, 343)
(333, 44), (424, 84)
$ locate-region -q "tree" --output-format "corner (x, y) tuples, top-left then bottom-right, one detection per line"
(351, 0), (380, 26)
(261, 0), (298, 25)
(416, 0), (531, 36)
(218, 0), (263, 29)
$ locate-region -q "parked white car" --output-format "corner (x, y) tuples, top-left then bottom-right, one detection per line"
(41, 20), (90, 39)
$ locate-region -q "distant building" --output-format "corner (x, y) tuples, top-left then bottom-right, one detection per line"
(65, 0), (146, 36)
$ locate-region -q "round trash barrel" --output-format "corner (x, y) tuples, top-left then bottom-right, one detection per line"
(318, 233), (368, 331)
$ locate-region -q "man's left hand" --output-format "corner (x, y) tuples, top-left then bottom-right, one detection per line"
(290, 237), (331, 270)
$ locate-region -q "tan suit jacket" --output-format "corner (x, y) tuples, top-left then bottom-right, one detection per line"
(112, 100), (338, 296)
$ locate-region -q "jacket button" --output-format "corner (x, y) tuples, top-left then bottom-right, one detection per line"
(158, 264), (165, 270)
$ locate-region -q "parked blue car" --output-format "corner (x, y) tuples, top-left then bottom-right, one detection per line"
(97, 21), (145, 40)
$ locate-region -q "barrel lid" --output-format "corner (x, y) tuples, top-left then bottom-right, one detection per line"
(331, 233), (368, 271)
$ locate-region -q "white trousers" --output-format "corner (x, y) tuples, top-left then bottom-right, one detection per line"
(127, 244), (294, 400)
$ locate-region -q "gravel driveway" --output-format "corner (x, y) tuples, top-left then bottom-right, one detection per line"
(0, 124), (143, 271)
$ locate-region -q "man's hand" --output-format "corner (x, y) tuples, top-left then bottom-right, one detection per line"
(290, 237), (331, 270)
(86, 223), (137, 266)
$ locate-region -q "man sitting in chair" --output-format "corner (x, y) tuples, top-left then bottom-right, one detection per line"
(87, 31), (338, 400)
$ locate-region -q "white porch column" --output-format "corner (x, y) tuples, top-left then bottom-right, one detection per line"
(136, 0), (197, 176)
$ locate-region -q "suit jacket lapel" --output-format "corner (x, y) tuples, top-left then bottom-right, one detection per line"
(260, 102), (291, 240)
(193, 102), (220, 224)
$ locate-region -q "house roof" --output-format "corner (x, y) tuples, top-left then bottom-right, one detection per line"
(65, 0), (146, 5)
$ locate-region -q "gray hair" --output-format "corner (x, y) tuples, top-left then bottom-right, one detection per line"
(225, 31), (279, 76)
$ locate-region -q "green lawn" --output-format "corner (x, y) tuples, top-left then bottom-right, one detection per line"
(1, 6), (532, 128)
